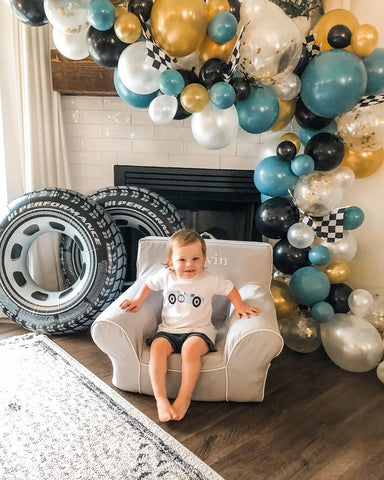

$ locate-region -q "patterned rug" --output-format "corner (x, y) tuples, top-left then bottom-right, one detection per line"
(0, 334), (224, 480)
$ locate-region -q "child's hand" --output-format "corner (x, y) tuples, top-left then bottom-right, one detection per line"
(235, 303), (261, 319)
(120, 298), (141, 313)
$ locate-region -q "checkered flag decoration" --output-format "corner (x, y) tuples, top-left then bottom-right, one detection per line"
(301, 207), (346, 242)
(356, 93), (384, 108)
(304, 34), (321, 58)
(224, 26), (245, 81)
(140, 18), (173, 72)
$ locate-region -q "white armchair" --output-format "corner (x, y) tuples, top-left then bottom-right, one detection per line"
(91, 236), (283, 402)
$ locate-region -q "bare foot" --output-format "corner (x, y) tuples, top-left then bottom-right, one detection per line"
(172, 396), (191, 421)
(156, 398), (179, 422)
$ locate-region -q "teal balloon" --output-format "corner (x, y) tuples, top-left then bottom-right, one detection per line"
(236, 86), (279, 134)
(114, 70), (158, 108)
(289, 266), (331, 306)
(254, 156), (298, 197)
(298, 120), (338, 146)
(291, 154), (315, 176)
(362, 48), (384, 96)
(344, 206), (364, 230)
(301, 49), (367, 118)
(208, 12), (237, 44)
(209, 82), (236, 109)
(87, 0), (116, 31)
(311, 301), (334, 323)
(308, 245), (331, 266)
(159, 70), (185, 96)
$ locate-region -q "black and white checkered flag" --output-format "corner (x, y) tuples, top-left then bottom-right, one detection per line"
(140, 19), (172, 72)
(304, 34), (321, 58)
(356, 93), (384, 108)
(301, 207), (346, 243)
(224, 26), (245, 80)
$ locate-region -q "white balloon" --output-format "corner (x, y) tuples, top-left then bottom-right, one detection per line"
(44, 0), (89, 34)
(52, 27), (89, 61)
(333, 166), (355, 189)
(239, 0), (267, 26)
(315, 231), (357, 263)
(348, 289), (375, 318)
(191, 103), (239, 150)
(272, 72), (301, 100)
(118, 42), (161, 95)
(287, 222), (315, 249)
(148, 95), (177, 124)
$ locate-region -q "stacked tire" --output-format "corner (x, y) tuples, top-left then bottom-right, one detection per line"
(0, 186), (185, 334)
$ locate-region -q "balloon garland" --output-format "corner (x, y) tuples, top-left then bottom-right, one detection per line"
(6, 0), (384, 377)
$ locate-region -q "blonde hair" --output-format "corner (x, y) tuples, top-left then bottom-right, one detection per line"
(166, 229), (207, 262)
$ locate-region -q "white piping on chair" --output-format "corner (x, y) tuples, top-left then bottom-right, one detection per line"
(224, 328), (284, 401)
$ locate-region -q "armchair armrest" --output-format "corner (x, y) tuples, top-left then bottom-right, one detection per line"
(223, 283), (283, 402)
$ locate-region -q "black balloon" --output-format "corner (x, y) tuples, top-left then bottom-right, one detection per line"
(276, 141), (297, 162)
(128, 0), (153, 23)
(293, 44), (310, 77)
(326, 283), (353, 313)
(273, 239), (311, 275)
(199, 58), (229, 89)
(86, 27), (127, 68)
(228, 0), (241, 21)
(304, 132), (345, 171)
(295, 96), (334, 131)
(10, 0), (48, 26)
(229, 77), (251, 101)
(255, 197), (299, 239)
(327, 24), (352, 49)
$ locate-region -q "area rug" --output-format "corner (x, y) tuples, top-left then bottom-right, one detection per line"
(0, 334), (224, 480)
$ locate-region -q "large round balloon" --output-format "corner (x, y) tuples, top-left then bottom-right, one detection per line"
(271, 280), (298, 320)
(45, 0), (89, 34)
(293, 171), (343, 217)
(254, 155), (298, 197)
(337, 103), (384, 153)
(301, 49), (367, 118)
(10, 0), (48, 26)
(279, 309), (322, 353)
(289, 266), (331, 306)
(87, 26), (126, 68)
(118, 42), (162, 94)
(255, 197), (299, 239)
(273, 239), (310, 276)
(53, 27), (89, 61)
(304, 133), (345, 172)
(321, 313), (384, 372)
(191, 103), (239, 149)
(341, 147), (384, 178)
(150, 0), (209, 58)
(362, 48), (384, 96)
(236, 86), (279, 134)
(238, 2), (302, 85)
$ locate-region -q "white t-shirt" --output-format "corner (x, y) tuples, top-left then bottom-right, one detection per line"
(145, 268), (234, 343)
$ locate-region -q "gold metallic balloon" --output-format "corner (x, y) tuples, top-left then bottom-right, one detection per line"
(114, 5), (127, 17)
(341, 147), (384, 179)
(279, 132), (301, 152)
(351, 24), (379, 57)
(207, 0), (230, 21)
(198, 34), (237, 63)
(269, 98), (296, 132)
(324, 261), (350, 283)
(114, 12), (141, 44)
(180, 83), (209, 113)
(150, 0), (209, 58)
(312, 9), (359, 51)
(271, 280), (299, 320)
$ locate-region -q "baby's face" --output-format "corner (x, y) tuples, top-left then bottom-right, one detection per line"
(169, 241), (206, 279)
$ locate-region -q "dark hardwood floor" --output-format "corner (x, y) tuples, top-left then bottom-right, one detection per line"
(1, 321), (383, 480)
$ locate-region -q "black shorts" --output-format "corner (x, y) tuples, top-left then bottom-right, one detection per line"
(146, 332), (216, 353)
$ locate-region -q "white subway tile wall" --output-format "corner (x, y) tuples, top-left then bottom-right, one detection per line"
(61, 95), (296, 196)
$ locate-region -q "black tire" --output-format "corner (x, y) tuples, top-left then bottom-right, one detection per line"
(60, 186), (186, 285)
(0, 188), (127, 334)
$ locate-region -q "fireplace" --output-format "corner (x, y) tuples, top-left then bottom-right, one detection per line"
(114, 165), (261, 282)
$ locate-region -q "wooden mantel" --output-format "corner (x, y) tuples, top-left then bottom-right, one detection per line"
(51, 49), (116, 96)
